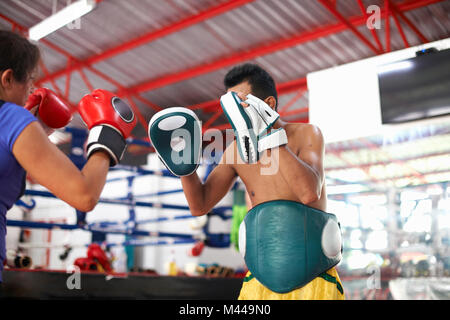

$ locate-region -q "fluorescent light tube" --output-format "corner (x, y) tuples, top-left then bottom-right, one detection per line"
(377, 61), (414, 74)
(28, 0), (96, 41)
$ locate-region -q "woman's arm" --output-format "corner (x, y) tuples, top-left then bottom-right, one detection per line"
(12, 122), (110, 212)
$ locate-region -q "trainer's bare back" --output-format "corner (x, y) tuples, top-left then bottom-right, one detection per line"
(222, 121), (327, 212)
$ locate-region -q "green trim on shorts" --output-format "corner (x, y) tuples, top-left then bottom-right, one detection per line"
(243, 273), (255, 283)
(318, 272), (344, 295)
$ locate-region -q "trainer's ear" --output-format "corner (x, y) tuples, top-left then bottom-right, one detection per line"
(264, 96), (277, 110)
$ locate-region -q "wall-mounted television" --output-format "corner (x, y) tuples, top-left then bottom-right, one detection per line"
(377, 48), (450, 124)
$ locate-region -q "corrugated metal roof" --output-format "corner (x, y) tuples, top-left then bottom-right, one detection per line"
(1, 0), (450, 189)
(2, 0), (448, 116)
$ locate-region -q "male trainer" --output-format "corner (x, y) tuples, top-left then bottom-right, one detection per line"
(148, 63), (344, 300)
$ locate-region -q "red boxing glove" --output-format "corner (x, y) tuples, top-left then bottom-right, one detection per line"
(74, 257), (98, 271)
(188, 241), (205, 257)
(24, 88), (72, 135)
(78, 89), (136, 166)
(87, 243), (112, 273)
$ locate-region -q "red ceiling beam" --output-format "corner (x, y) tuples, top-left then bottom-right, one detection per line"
(389, 0), (430, 44)
(318, 0), (382, 54)
(206, 112), (309, 131)
(278, 88), (307, 113)
(0, 13), (158, 119)
(277, 78), (308, 95)
(202, 110), (223, 132)
(208, 123), (231, 131)
(1, 0), (442, 119)
(391, 6), (410, 48)
(385, 0), (391, 52)
(279, 107), (309, 118)
(356, 0), (384, 52)
(124, 0), (442, 96)
(290, 116), (309, 123)
(78, 69), (94, 92)
(38, 60), (63, 97)
(36, 0), (255, 85)
(188, 76), (308, 113)
(200, 103), (308, 131)
(126, 96), (149, 132)
(126, 23), (347, 94)
(0, 13), (155, 128)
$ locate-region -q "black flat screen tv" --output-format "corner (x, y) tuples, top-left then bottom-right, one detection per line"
(377, 48), (450, 124)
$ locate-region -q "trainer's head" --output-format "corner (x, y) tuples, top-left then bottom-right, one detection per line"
(224, 63), (278, 111)
(0, 30), (40, 106)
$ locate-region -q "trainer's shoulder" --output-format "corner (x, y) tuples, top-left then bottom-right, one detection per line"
(285, 122), (323, 140)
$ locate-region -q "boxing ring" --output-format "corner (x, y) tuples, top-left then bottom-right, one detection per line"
(10, 182), (233, 249)
(1, 125), (248, 299)
(7, 171), (231, 247)
(8, 127), (235, 264)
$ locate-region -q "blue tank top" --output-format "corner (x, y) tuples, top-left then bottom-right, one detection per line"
(0, 100), (36, 282)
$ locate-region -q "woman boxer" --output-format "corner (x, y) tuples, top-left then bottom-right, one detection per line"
(0, 30), (136, 282)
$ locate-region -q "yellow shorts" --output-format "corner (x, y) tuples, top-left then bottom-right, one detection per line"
(238, 267), (345, 300)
